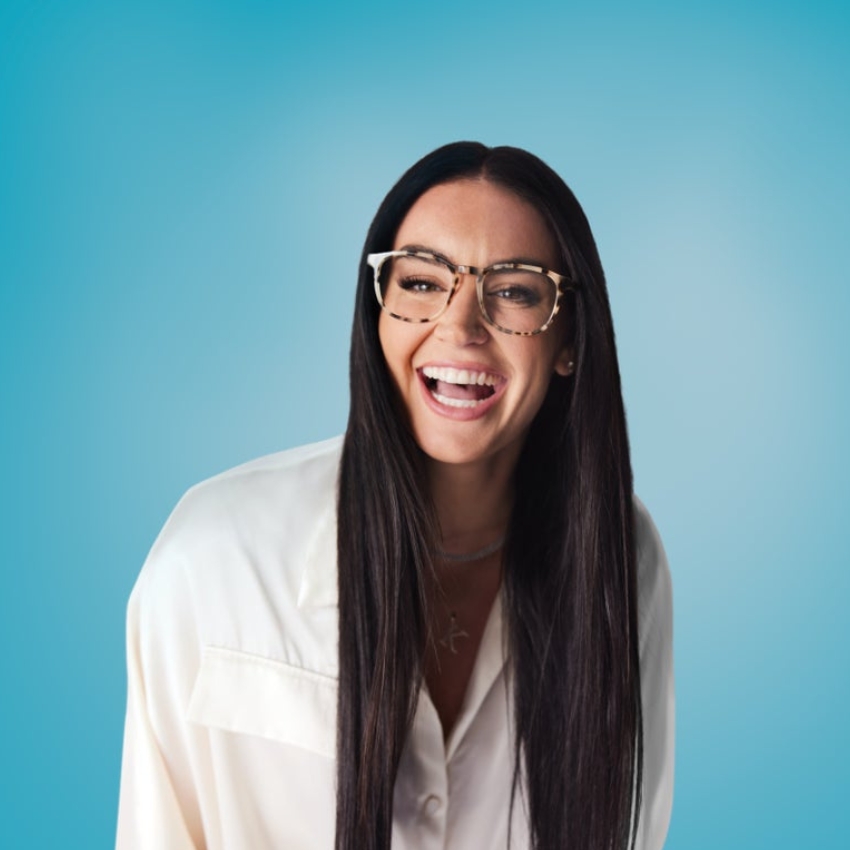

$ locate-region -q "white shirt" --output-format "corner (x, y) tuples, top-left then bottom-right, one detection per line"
(116, 436), (674, 849)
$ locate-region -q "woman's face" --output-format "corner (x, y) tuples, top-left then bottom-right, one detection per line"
(378, 178), (573, 470)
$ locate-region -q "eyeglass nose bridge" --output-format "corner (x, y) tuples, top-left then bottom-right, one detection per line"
(442, 265), (486, 318)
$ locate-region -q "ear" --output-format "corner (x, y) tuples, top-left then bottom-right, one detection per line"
(554, 346), (574, 377)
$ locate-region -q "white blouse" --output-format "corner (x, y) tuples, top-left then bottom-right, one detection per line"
(116, 436), (674, 849)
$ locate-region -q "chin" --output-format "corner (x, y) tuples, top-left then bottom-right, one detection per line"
(412, 429), (522, 471)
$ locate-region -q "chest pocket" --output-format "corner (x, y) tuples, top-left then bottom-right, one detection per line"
(187, 645), (337, 759)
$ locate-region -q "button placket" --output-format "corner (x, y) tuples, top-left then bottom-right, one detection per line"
(413, 689), (448, 845)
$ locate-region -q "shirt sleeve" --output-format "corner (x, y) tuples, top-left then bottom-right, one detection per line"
(116, 548), (206, 849)
(634, 499), (675, 850)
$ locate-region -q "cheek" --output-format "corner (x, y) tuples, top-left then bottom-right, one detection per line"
(514, 342), (564, 413)
(377, 316), (415, 389)
(539, 322), (572, 379)
(378, 313), (432, 368)
(518, 336), (562, 383)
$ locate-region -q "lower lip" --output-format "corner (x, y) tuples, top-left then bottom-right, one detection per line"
(417, 371), (506, 421)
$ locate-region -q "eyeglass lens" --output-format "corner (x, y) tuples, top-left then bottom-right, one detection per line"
(378, 254), (557, 334)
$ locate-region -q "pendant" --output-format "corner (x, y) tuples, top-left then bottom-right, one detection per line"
(439, 612), (469, 655)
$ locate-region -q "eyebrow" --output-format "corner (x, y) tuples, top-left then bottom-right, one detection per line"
(397, 243), (551, 270)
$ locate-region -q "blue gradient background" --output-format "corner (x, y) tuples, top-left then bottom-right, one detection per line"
(1, 0), (847, 846)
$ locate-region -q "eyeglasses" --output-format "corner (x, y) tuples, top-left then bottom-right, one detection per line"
(367, 250), (576, 336)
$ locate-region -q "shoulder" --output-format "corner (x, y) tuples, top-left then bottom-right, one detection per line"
(166, 435), (341, 538)
(632, 496), (673, 645)
(633, 497), (667, 576)
(130, 436), (343, 657)
(146, 436), (342, 566)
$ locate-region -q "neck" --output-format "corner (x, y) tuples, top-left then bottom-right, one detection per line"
(426, 455), (515, 553)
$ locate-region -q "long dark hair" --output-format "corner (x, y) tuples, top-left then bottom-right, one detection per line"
(336, 142), (641, 850)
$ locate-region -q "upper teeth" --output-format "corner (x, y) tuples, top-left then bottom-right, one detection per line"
(422, 366), (500, 386)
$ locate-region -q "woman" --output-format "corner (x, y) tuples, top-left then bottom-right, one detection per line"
(117, 142), (674, 850)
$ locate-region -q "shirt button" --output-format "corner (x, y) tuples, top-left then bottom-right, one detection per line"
(423, 794), (442, 816)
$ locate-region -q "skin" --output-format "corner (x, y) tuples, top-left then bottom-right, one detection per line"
(378, 178), (574, 735)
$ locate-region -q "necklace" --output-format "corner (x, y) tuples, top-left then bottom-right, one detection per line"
(432, 535), (504, 654)
(433, 534), (506, 563)
(439, 612), (469, 654)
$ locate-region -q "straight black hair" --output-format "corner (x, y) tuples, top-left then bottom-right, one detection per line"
(336, 142), (641, 850)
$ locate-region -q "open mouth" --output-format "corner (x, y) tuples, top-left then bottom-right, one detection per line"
(420, 366), (503, 409)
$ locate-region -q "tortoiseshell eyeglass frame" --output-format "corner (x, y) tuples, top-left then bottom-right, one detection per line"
(366, 249), (577, 337)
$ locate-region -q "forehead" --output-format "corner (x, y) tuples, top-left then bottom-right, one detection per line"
(393, 179), (559, 268)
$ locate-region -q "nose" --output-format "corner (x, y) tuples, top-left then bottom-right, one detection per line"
(434, 273), (489, 345)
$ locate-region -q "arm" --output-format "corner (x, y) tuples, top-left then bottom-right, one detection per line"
(116, 554), (205, 849)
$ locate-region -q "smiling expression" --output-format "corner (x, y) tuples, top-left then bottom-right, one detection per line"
(378, 178), (573, 471)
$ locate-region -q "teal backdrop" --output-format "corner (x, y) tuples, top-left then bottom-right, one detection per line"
(1, 0), (847, 846)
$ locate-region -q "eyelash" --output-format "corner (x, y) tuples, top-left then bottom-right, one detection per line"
(487, 285), (540, 306)
(397, 277), (447, 293)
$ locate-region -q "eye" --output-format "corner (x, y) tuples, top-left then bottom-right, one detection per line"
(483, 269), (552, 311)
(488, 284), (541, 307)
(397, 276), (448, 294)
